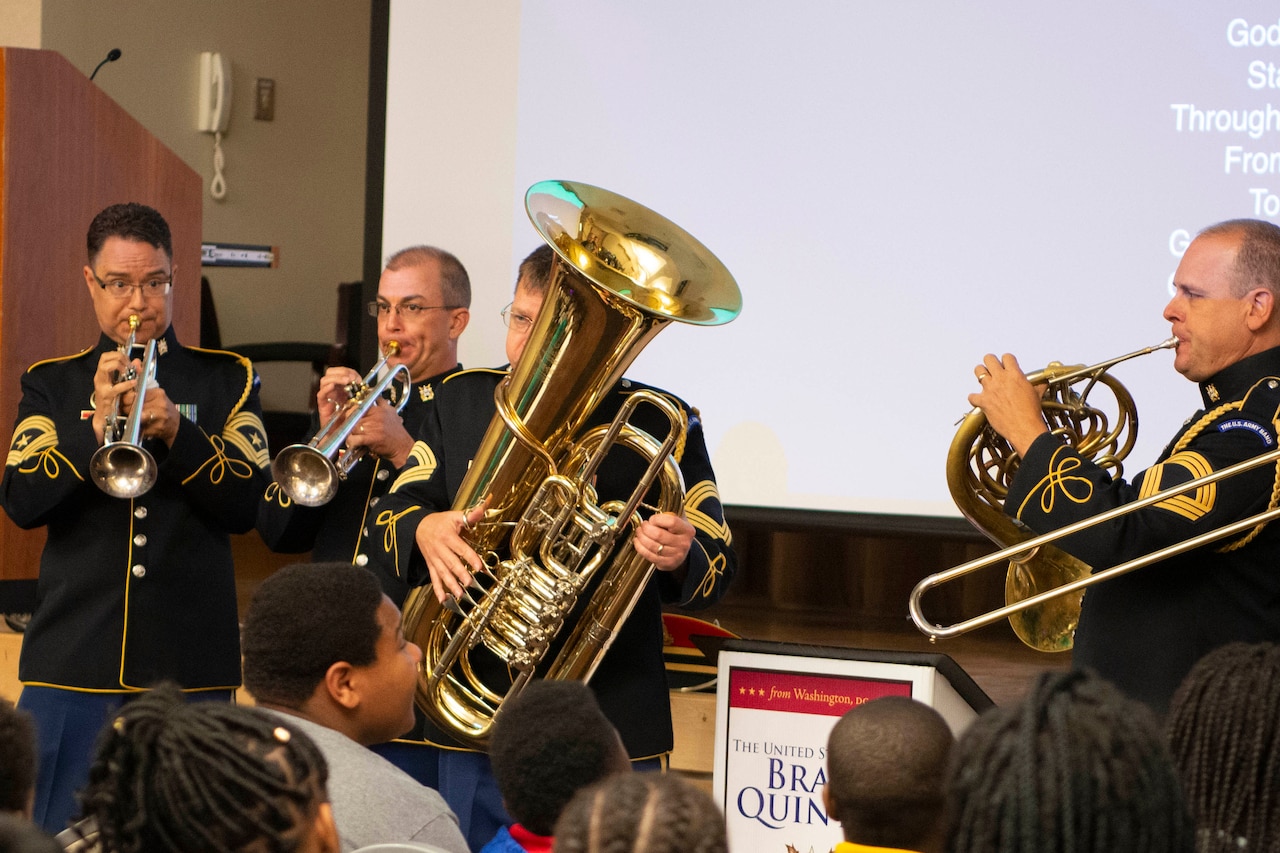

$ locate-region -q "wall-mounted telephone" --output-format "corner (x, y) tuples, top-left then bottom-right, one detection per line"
(197, 52), (231, 133)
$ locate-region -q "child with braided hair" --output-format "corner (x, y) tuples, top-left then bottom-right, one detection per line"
(75, 683), (338, 853)
(1166, 641), (1280, 852)
(943, 669), (1194, 853)
(552, 773), (726, 853)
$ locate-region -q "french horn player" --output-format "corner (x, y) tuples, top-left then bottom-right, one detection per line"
(367, 242), (738, 852)
(968, 218), (1280, 714)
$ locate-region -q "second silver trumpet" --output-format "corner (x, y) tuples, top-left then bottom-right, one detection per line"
(271, 341), (412, 506)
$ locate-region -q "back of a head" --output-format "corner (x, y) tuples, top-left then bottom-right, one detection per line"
(826, 695), (953, 850)
(78, 684), (331, 853)
(944, 669), (1193, 853)
(1166, 642), (1280, 852)
(0, 699), (36, 816)
(241, 562), (385, 706)
(1197, 218), (1280, 298)
(489, 680), (629, 836)
(553, 773), (726, 853)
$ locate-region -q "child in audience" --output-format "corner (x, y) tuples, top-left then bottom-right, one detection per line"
(825, 695), (953, 853)
(482, 680), (631, 853)
(75, 684), (338, 853)
(1166, 642), (1280, 852)
(553, 773), (726, 853)
(944, 669), (1193, 853)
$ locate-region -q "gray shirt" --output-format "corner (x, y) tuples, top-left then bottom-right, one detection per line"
(263, 711), (468, 853)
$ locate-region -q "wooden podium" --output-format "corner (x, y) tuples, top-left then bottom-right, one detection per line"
(0, 48), (201, 604)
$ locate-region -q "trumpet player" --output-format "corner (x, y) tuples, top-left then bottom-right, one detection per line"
(970, 218), (1280, 714)
(0, 203), (271, 833)
(257, 245), (470, 575)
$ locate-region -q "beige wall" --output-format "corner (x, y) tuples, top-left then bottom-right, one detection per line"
(31, 0), (371, 408)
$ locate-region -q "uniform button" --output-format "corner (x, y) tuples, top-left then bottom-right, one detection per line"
(355, 554), (369, 567)
(131, 564), (146, 578)
(376, 469), (390, 481)
(621, 379), (632, 388)
(369, 497), (380, 507)
(1270, 380), (1279, 390)
(363, 527), (370, 538)
(134, 506), (148, 519)
(133, 534), (147, 547)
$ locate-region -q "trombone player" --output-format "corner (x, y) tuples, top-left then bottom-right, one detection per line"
(0, 202), (270, 832)
(971, 218), (1280, 713)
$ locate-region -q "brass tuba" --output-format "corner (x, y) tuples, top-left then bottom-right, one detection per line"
(399, 180), (741, 747)
(935, 338), (1175, 651)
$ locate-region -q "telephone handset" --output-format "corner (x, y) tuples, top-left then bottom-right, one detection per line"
(197, 52), (230, 133)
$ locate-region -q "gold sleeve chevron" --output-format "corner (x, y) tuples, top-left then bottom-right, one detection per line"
(223, 410), (270, 469)
(389, 441), (439, 494)
(685, 480), (730, 544)
(1137, 451), (1216, 522)
(6, 415), (83, 481)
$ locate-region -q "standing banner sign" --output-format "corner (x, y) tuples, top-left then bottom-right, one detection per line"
(712, 641), (993, 853)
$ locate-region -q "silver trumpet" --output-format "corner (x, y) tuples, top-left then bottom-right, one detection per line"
(90, 314), (159, 499)
(271, 341), (412, 506)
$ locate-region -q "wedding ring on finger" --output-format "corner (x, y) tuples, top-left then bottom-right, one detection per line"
(657, 543), (664, 555)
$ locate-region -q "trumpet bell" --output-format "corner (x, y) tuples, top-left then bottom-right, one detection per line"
(90, 443), (157, 499)
(272, 444), (340, 507)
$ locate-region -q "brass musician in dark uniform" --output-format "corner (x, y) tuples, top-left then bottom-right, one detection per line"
(256, 246), (471, 595)
(971, 218), (1280, 713)
(0, 203), (270, 832)
(368, 245), (737, 850)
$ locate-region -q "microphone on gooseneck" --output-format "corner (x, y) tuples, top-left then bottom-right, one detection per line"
(89, 48), (122, 82)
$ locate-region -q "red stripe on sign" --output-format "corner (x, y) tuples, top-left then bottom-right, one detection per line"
(728, 668), (912, 716)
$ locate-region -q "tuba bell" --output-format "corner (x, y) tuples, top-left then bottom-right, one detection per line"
(930, 338), (1176, 651)
(399, 180), (741, 747)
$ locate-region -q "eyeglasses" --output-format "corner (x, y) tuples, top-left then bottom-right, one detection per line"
(92, 271), (172, 299)
(500, 303), (534, 333)
(367, 301), (460, 319)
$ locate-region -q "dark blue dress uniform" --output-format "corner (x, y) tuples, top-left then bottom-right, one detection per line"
(256, 364), (458, 591)
(368, 367), (736, 849)
(1005, 345), (1280, 713)
(0, 327), (270, 830)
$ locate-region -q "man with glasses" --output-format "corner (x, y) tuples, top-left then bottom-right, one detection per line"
(368, 244), (736, 850)
(257, 245), (470, 583)
(0, 202), (271, 832)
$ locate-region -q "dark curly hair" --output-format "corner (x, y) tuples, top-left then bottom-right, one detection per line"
(241, 562), (384, 707)
(1166, 642), (1280, 852)
(944, 669), (1193, 853)
(86, 203), (172, 264)
(77, 684), (329, 853)
(553, 773), (726, 853)
(489, 680), (628, 835)
(0, 698), (36, 813)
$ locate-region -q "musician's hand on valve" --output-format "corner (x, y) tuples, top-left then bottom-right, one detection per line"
(343, 398), (414, 468)
(415, 501), (489, 606)
(138, 386), (180, 447)
(91, 350), (131, 445)
(635, 511), (695, 574)
(968, 352), (1049, 457)
(315, 367), (363, 425)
